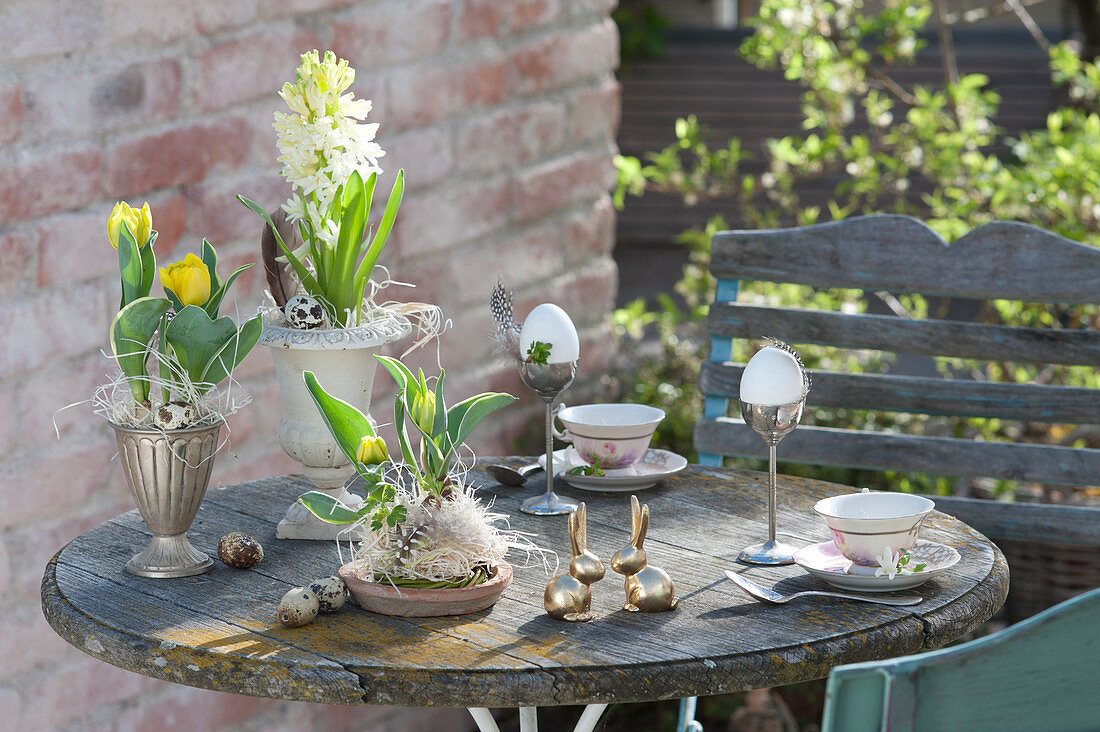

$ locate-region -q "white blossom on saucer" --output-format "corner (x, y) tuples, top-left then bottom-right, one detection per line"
(875, 546), (904, 579)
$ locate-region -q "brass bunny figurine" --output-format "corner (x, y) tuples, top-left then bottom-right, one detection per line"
(544, 502), (605, 622)
(611, 495), (678, 612)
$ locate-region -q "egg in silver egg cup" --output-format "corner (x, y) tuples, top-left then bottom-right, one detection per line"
(518, 359), (579, 515)
(738, 396), (806, 565)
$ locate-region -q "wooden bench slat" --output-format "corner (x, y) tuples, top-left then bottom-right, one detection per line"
(693, 418), (1100, 486)
(700, 362), (1100, 424)
(925, 495), (1100, 545)
(707, 302), (1100, 366)
(710, 215), (1100, 303)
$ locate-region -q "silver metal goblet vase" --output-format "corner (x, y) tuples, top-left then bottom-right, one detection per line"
(112, 422), (222, 577)
(738, 398), (806, 565)
(519, 360), (579, 515)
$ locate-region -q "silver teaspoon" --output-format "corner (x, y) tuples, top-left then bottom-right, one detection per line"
(486, 463), (543, 487)
(724, 570), (922, 606)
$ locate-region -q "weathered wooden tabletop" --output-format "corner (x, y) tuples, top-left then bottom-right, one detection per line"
(41, 461), (1008, 708)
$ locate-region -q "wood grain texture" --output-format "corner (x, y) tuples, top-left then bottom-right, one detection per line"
(700, 362), (1100, 423)
(710, 214), (1100, 303)
(694, 418), (1100, 486)
(707, 303), (1100, 366)
(41, 466), (1008, 708)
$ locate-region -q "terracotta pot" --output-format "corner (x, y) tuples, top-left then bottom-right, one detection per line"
(337, 561), (513, 617)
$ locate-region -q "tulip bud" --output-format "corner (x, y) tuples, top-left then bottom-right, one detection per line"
(108, 201), (153, 249)
(355, 435), (389, 466)
(159, 253), (211, 307)
(411, 390), (436, 435)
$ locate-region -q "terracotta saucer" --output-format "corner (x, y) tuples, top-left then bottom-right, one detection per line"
(337, 561), (512, 617)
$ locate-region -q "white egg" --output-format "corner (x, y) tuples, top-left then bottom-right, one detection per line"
(739, 346), (806, 405)
(519, 303), (580, 364)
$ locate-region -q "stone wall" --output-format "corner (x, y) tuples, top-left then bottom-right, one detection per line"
(0, 1), (620, 729)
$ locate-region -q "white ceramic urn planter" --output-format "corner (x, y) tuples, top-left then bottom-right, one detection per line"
(261, 312), (412, 540)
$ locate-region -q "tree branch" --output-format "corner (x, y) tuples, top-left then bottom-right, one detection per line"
(942, 0), (1051, 26)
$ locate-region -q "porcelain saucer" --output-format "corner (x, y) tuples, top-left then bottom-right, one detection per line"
(792, 539), (960, 592)
(538, 447), (687, 491)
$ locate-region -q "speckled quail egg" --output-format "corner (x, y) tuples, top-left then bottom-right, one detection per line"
(153, 400), (198, 430)
(308, 575), (348, 614)
(277, 587), (320, 628)
(217, 532), (264, 568)
(284, 294), (329, 330)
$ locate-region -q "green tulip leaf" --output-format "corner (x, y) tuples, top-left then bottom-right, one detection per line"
(138, 232), (157, 301)
(117, 223), (145, 309)
(302, 370), (377, 469)
(444, 392), (517, 458)
(163, 305), (239, 391)
(200, 238), (220, 305)
(110, 297), (170, 403)
(198, 313), (262, 392)
(298, 490), (367, 525)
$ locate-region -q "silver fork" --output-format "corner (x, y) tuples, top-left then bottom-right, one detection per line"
(724, 570), (922, 606)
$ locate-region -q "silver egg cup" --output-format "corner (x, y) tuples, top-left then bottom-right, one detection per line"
(519, 360), (579, 516)
(738, 397), (805, 565)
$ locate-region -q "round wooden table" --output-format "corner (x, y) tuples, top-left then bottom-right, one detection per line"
(41, 461), (1007, 730)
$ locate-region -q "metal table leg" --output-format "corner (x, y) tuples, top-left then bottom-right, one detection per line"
(468, 704), (610, 732)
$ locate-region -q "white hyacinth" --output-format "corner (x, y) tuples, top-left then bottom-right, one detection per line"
(274, 50), (386, 247)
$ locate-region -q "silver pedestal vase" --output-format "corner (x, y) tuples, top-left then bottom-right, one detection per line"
(519, 360), (579, 516)
(737, 398), (805, 565)
(111, 421), (223, 578)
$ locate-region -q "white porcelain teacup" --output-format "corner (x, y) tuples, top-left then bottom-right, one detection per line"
(814, 491), (935, 566)
(553, 404), (665, 469)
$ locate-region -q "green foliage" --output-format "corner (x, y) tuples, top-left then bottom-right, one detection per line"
(613, 1), (672, 67)
(238, 169), (404, 328)
(525, 340), (552, 365)
(299, 359), (517, 530)
(110, 297), (171, 404)
(116, 223), (157, 312)
(163, 306), (262, 394)
(613, 0), (1100, 496)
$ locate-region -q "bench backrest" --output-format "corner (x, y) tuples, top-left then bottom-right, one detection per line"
(695, 214), (1100, 486)
(694, 215), (1100, 620)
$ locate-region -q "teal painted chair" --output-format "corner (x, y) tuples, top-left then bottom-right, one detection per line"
(821, 587), (1100, 732)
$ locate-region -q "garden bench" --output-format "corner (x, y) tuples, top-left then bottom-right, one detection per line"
(695, 213), (1100, 621)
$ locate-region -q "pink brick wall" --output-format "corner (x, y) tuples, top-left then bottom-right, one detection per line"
(0, 1), (620, 729)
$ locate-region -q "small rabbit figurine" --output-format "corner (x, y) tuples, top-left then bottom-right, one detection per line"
(544, 502), (605, 622)
(611, 495), (679, 612)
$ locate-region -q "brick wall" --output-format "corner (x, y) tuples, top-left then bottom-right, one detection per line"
(0, 1), (620, 729)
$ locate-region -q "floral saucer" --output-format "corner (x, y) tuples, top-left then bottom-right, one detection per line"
(538, 448), (687, 491)
(792, 540), (960, 592)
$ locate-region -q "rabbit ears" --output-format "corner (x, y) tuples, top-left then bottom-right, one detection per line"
(629, 494), (649, 548)
(569, 501), (588, 555)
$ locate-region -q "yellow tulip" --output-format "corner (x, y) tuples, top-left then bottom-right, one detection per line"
(411, 390), (436, 435)
(355, 435), (389, 465)
(108, 201), (153, 249)
(159, 253), (211, 307)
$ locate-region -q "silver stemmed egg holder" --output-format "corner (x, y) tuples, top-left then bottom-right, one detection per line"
(518, 359), (579, 516)
(737, 339), (811, 566)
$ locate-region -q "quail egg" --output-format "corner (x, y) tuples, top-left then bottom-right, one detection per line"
(284, 294), (329, 330)
(217, 532), (264, 568)
(153, 400), (198, 430)
(308, 575), (348, 614)
(277, 587), (320, 628)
